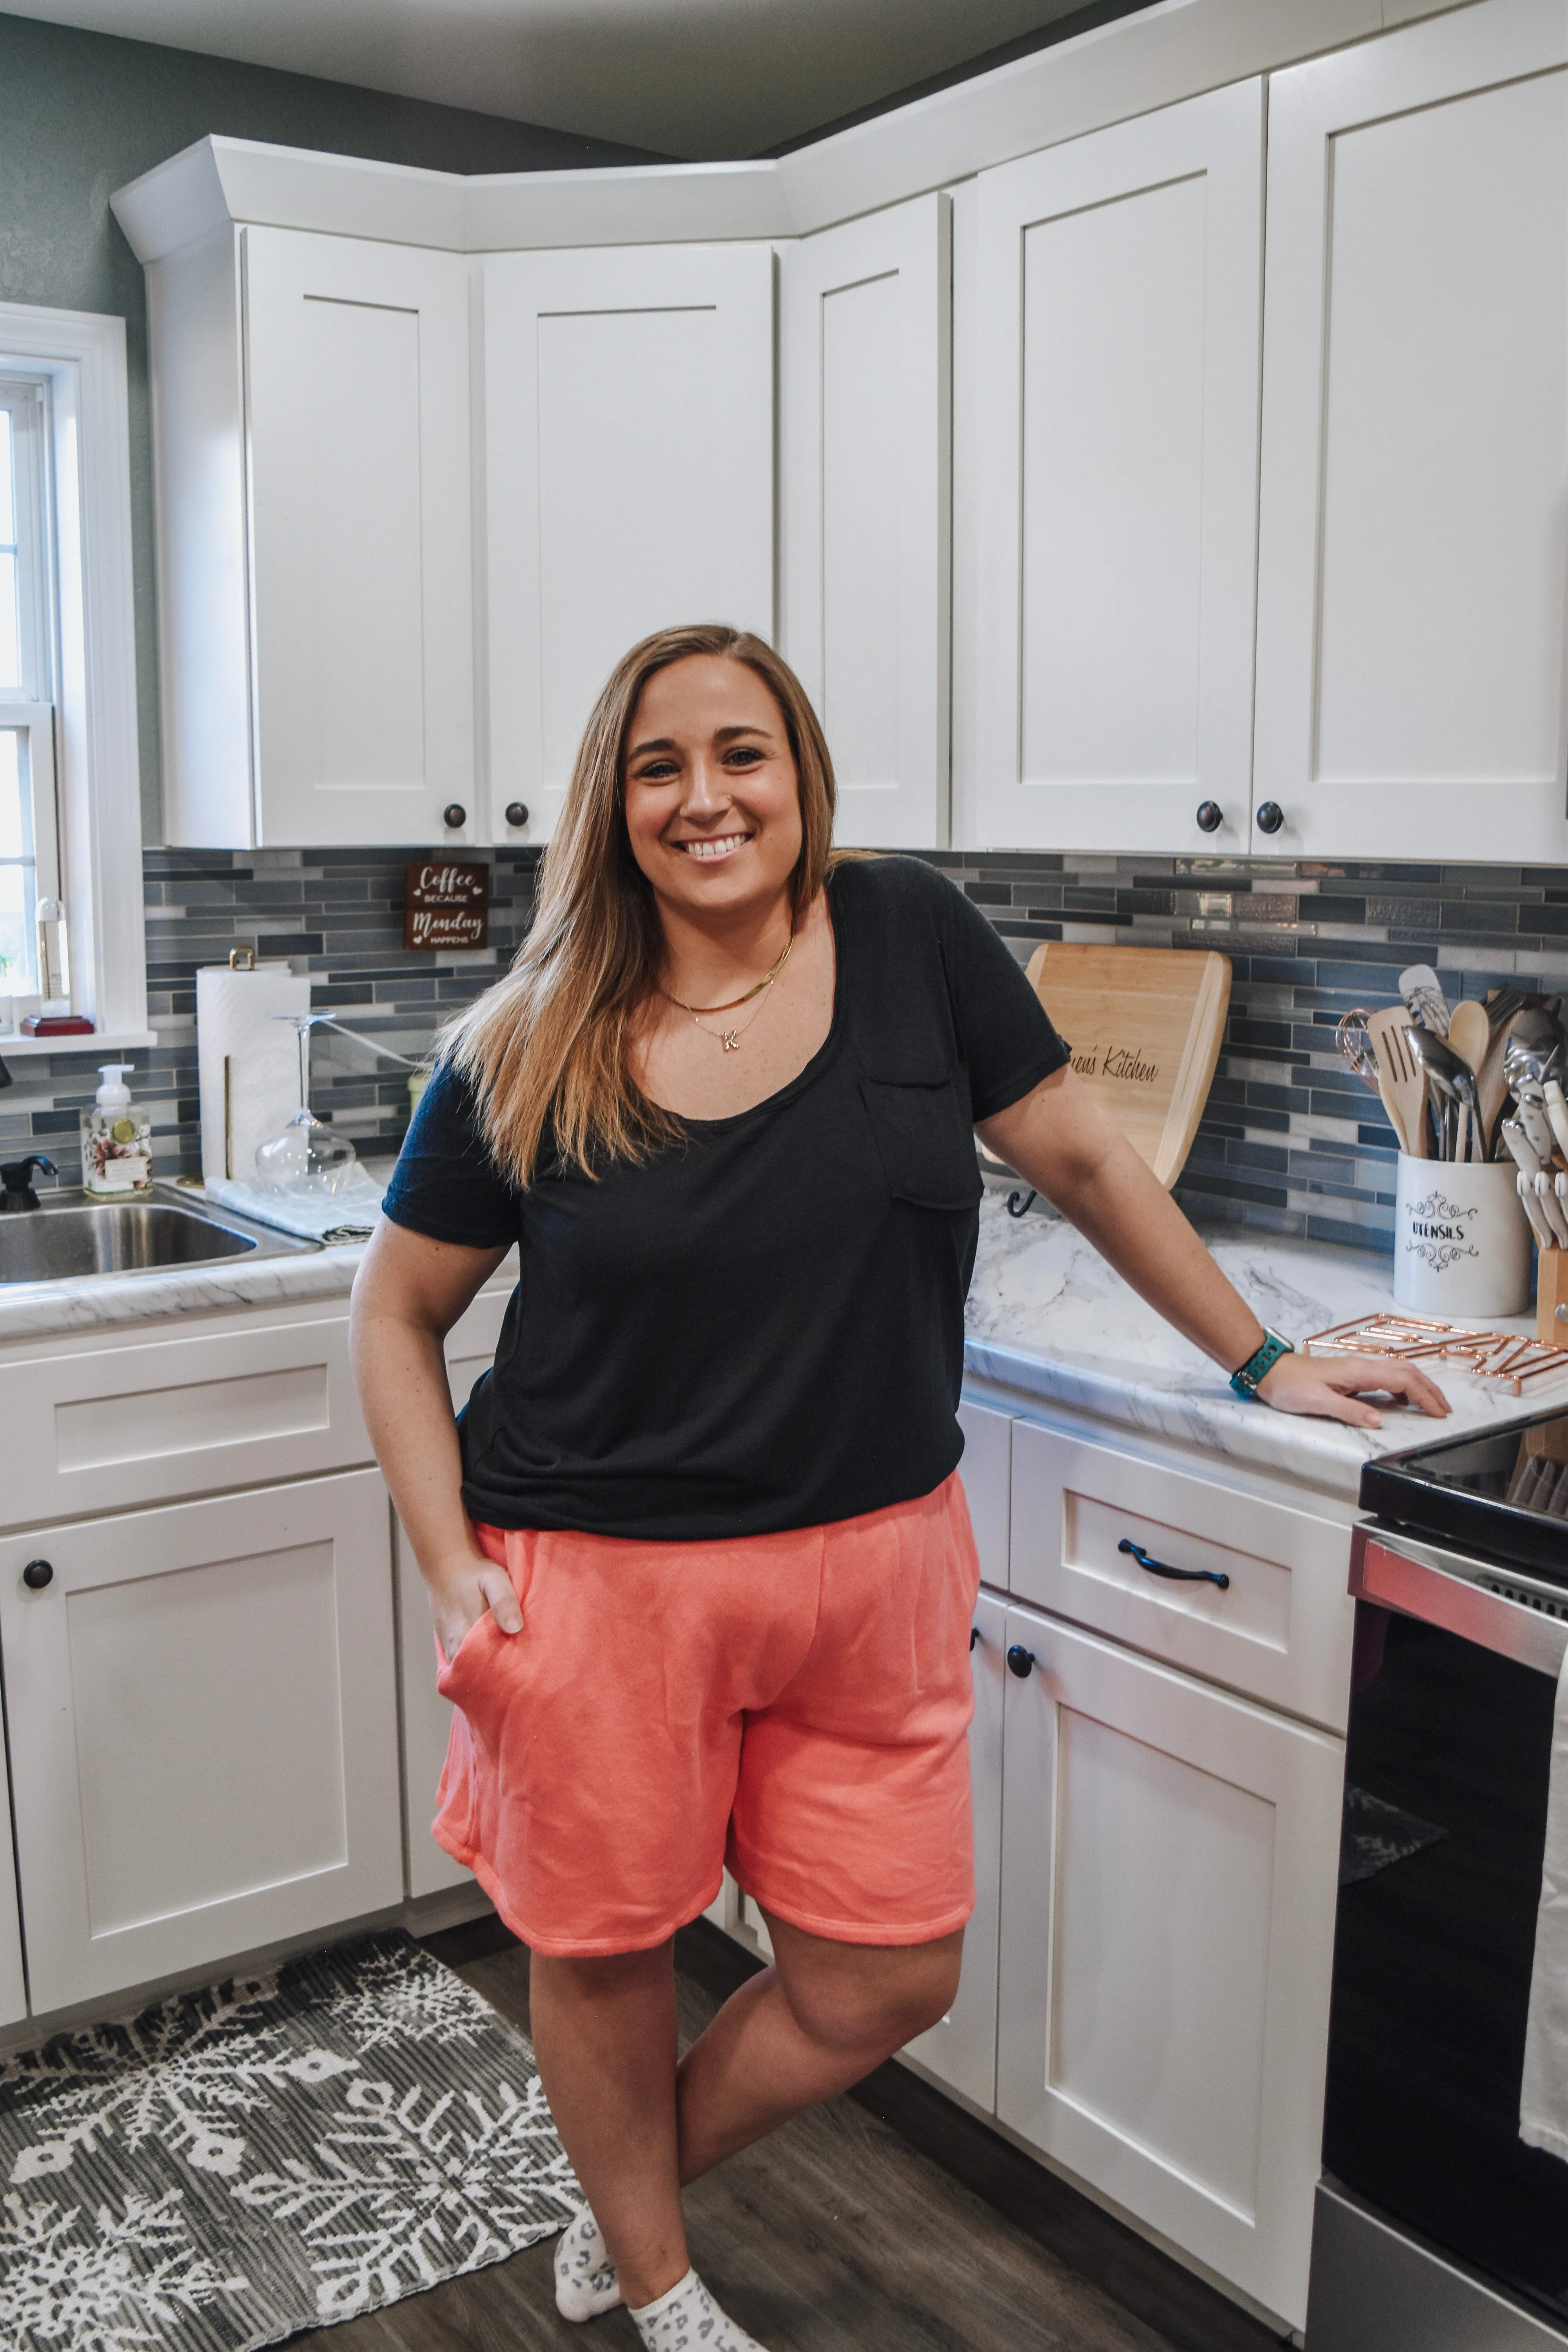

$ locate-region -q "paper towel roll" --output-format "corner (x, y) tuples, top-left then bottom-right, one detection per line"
(196, 963), (311, 1186)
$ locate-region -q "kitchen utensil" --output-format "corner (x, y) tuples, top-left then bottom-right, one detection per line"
(1405, 1026), (1479, 1160)
(1367, 1005), (1429, 1160)
(1447, 998), (1492, 1078)
(1512, 1080), (1558, 1171)
(1336, 1007), (1382, 1095)
(1519, 1169), (1557, 1250)
(1504, 1118), (1547, 1180)
(1537, 1171), (1568, 1249)
(1022, 942), (1230, 1187)
(1545, 1079), (1568, 1166)
(1399, 963), (1452, 1036)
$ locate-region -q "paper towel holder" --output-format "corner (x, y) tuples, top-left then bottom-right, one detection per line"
(228, 947), (256, 971)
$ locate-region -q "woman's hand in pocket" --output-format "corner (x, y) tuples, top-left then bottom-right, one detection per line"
(428, 1552), (524, 1670)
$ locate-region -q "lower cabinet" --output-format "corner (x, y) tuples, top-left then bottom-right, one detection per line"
(996, 1599), (1344, 2330)
(902, 1586), (1006, 2110)
(396, 1518), (472, 1899)
(0, 1471), (404, 2014)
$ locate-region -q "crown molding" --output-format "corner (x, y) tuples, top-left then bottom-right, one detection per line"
(112, 0), (1463, 261)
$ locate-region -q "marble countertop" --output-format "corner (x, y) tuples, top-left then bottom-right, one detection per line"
(966, 1185), (1562, 1501)
(2, 1169), (1558, 1506)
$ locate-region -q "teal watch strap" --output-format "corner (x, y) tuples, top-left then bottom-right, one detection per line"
(1230, 1327), (1294, 1401)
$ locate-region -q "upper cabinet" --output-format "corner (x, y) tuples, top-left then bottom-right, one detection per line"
(779, 195), (951, 849)
(152, 226), (474, 849)
(971, 82), (1265, 856)
(1253, 0), (1568, 863)
(481, 243), (774, 846)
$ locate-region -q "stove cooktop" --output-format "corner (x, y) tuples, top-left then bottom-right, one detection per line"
(1360, 1410), (1568, 1583)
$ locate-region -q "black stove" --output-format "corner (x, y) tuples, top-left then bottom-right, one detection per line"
(1358, 1405), (1568, 1583)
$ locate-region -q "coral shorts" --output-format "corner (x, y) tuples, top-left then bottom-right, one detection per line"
(431, 1472), (981, 1957)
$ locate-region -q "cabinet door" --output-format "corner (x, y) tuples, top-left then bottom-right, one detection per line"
(973, 80), (1263, 853)
(902, 1589), (1005, 2112)
(397, 1283), (512, 1900)
(996, 1604), (1343, 2330)
(0, 1733), (26, 2026)
(244, 228), (474, 847)
(956, 1395), (1011, 1590)
(1253, 0), (1568, 860)
(1009, 1421), (1354, 1732)
(482, 243), (773, 846)
(780, 196), (949, 848)
(0, 1472), (403, 2014)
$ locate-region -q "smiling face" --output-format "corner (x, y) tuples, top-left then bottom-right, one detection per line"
(622, 654), (804, 928)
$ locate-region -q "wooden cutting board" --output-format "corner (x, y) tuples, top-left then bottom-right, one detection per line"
(1022, 942), (1232, 1188)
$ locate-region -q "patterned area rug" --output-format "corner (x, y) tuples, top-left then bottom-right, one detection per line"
(0, 1931), (583, 2352)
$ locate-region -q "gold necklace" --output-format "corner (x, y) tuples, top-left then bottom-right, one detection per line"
(664, 932), (793, 1053)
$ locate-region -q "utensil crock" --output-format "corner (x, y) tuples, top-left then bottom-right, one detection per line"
(1393, 1154), (1532, 1318)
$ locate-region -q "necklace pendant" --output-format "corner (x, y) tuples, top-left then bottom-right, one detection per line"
(720, 1029), (740, 1053)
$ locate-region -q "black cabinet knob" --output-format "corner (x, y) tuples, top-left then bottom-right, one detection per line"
(1256, 800), (1285, 835)
(504, 802), (530, 829)
(22, 1559), (53, 1590)
(1195, 800), (1223, 834)
(442, 803), (467, 830)
(1006, 1643), (1036, 1679)
(969, 1625), (981, 1651)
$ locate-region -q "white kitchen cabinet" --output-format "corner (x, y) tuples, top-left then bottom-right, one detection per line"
(396, 1281), (512, 1900)
(1009, 1421), (1355, 1733)
(996, 1601), (1343, 2331)
(1253, 0), (1568, 861)
(0, 1315), (370, 1529)
(972, 80), (1264, 855)
(0, 1733), (27, 2027)
(481, 243), (774, 847)
(150, 224), (474, 848)
(780, 196), (950, 848)
(902, 1588), (1005, 2111)
(0, 1472), (403, 2013)
(956, 1394), (1011, 1589)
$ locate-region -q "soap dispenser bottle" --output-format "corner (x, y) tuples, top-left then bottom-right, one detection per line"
(82, 1064), (152, 1198)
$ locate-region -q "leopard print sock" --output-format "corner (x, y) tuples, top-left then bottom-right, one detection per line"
(629, 2267), (769, 2350)
(554, 2206), (622, 2321)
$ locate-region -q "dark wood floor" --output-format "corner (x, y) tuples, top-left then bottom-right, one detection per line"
(302, 1915), (1291, 2352)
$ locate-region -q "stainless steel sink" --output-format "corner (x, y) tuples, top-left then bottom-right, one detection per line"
(0, 1186), (319, 1284)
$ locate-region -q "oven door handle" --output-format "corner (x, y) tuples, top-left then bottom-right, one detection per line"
(1352, 1527), (1568, 1678)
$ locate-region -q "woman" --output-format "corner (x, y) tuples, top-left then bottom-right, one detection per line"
(352, 623), (1445, 2352)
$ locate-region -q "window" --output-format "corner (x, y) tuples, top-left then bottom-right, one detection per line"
(0, 376), (61, 1002)
(0, 305), (146, 1053)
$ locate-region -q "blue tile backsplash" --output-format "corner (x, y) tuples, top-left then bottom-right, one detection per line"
(4, 843), (1565, 1259)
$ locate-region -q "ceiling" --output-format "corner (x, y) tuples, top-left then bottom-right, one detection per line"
(0, 0), (1103, 159)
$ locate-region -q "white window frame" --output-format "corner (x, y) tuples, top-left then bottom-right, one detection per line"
(0, 304), (148, 1056)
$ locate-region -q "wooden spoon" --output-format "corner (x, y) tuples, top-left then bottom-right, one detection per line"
(1447, 998), (1490, 1076)
(1367, 1004), (1428, 1157)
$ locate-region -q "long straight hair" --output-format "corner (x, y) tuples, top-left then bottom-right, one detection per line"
(443, 624), (838, 1188)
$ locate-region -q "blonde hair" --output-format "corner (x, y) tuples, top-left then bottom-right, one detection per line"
(443, 624), (838, 1189)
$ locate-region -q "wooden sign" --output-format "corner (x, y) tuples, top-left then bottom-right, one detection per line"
(1023, 942), (1231, 1189)
(404, 860), (489, 951)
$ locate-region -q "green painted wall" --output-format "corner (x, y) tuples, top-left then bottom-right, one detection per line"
(0, 11), (661, 839)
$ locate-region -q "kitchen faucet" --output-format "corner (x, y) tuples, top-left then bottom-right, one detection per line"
(0, 1154), (58, 1212)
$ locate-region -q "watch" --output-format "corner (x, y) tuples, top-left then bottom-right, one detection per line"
(1229, 1326), (1294, 1401)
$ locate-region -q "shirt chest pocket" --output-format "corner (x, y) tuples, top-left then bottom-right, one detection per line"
(858, 1071), (983, 1213)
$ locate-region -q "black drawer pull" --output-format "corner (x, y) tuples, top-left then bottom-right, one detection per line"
(1006, 1644), (1036, 1678)
(1118, 1537), (1230, 1591)
(22, 1559), (53, 1590)
(970, 1625), (982, 1651)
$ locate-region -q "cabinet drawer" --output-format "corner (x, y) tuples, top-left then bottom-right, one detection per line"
(1009, 1422), (1354, 1731)
(0, 1317), (370, 1526)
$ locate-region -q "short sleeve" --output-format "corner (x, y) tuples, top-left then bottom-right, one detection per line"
(938, 880), (1070, 1121)
(381, 1059), (521, 1249)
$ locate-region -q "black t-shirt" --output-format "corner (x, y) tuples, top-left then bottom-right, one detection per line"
(382, 855), (1068, 1540)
